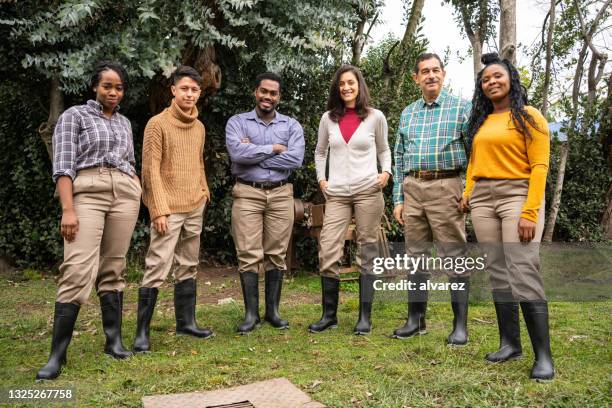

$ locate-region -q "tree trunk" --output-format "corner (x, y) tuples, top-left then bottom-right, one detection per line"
(394, 0), (426, 93)
(542, 40), (587, 242)
(540, 0), (555, 117)
(600, 74), (612, 237)
(499, 0), (516, 64)
(603, 184), (612, 238)
(149, 44), (221, 115)
(38, 75), (64, 162)
(471, 40), (483, 79)
(381, 0), (424, 113)
(543, 142), (568, 242)
(351, 4), (368, 66)
(454, 1), (490, 79)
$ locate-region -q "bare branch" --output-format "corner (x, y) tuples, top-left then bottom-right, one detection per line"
(363, 11), (379, 42)
(541, 0), (556, 116)
(574, 0), (611, 58)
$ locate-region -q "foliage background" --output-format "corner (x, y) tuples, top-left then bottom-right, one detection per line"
(0, 0), (608, 270)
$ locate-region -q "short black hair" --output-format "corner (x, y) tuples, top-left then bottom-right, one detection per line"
(172, 65), (202, 85)
(90, 60), (129, 91)
(254, 72), (282, 92)
(414, 53), (444, 74)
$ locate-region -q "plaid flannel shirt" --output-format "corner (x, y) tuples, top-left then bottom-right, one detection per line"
(392, 90), (471, 205)
(52, 100), (136, 182)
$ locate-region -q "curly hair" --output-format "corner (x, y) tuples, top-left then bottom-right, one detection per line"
(326, 64), (371, 122)
(465, 53), (541, 153)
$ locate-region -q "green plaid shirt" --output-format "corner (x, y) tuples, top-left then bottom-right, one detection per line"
(393, 90), (471, 205)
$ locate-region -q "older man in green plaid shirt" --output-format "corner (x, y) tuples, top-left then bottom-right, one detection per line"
(391, 53), (471, 345)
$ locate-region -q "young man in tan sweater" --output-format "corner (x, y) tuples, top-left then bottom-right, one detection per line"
(133, 66), (213, 353)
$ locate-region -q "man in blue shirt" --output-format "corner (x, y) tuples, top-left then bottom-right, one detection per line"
(226, 72), (305, 334)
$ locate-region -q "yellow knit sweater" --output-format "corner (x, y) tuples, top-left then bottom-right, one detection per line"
(142, 99), (210, 219)
(463, 106), (550, 222)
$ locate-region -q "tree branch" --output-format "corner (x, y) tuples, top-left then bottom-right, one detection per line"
(574, 0), (611, 59)
(541, 0), (556, 116)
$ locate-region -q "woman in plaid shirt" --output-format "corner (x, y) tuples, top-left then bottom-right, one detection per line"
(37, 61), (141, 381)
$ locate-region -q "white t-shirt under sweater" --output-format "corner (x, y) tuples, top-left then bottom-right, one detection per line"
(315, 108), (392, 197)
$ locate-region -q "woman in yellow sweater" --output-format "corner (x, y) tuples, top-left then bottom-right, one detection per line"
(459, 53), (554, 381)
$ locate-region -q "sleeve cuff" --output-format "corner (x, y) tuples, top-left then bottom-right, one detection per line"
(52, 170), (76, 183)
(149, 205), (171, 220)
(520, 211), (538, 223)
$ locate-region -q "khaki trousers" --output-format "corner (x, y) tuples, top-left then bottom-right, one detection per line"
(469, 179), (546, 300)
(141, 204), (206, 288)
(56, 167), (141, 305)
(402, 176), (467, 278)
(231, 182), (294, 274)
(319, 184), (384, 279)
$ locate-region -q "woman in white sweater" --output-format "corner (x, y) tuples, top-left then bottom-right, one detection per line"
(309, 65), (392, 335)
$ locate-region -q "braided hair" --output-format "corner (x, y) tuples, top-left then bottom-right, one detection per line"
(465, 53), (541, 153)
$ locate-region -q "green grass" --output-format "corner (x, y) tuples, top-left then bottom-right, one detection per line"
(0, 273), (610, 407)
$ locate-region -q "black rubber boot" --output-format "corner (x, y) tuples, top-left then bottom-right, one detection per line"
(485, 291), (523, 363)
(174, 279), (214, 338)
(133, 287), (158, 353)
(353, 274), (376, 335)
(237, 272), (261, 334)
(521, 301), (555, 381)
(447, 276), (470, 346)
(309, 277), (340, 333)
(264, 269), (289, 329)
(393, 274), (428, 339)
(35, 302), (80, 381)
(100, 292), (133, 359)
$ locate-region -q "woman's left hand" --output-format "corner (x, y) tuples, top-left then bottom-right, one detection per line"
(378, 172), (390, 188)
(518, 217), (536, 242)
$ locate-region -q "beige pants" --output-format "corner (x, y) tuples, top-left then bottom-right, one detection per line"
(319, 184), (384, 279)
(231, 182), (294, 274)
(56, 167), (141, 305)
(402, 176), (467, 278)
(141, 204), (206, 288)
(469, 179), (546, 300)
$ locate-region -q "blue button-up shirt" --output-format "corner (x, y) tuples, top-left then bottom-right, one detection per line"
(225, 109), (305, 182)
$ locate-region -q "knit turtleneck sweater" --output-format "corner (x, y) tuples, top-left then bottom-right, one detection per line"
(142, 99), (210, 219)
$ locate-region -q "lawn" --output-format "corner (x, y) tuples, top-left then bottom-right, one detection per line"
(0, 261), (610, 407)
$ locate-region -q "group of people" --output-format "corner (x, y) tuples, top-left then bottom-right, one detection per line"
(36, 51), (554, 384)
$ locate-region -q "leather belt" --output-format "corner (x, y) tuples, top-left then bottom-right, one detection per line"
(237, 178), (288, 190)
(407, 170), (460, 181)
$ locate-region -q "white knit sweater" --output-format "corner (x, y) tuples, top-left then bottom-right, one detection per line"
(315, 108), (392, 197)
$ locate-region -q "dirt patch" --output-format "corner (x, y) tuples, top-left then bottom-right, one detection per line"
(195, 266), (320, 306)
(195, 265), (243, 305)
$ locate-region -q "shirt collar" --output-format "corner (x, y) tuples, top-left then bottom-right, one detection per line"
(246, 109), (287, 124)
(87, 99), (120, 115)
(421, 89), (448, 108)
